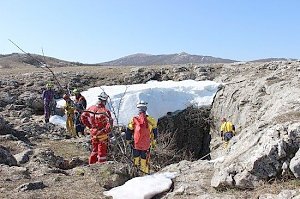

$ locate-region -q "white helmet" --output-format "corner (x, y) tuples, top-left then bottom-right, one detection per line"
(98, 92), (109, 101)
(136, 100), (148, 108)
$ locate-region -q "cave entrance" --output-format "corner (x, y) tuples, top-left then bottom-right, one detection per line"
(153, 106), (211, 169)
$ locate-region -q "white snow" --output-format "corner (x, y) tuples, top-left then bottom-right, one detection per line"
(49, 114), (66, 125)
(53, 80), (219, 127)
(103, 172), (177, 199)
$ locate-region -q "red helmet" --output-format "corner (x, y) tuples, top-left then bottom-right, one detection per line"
(63, 94), (70, 100)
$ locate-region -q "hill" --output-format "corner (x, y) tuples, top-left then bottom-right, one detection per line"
(100, 52), (237, 66)
(251, 57), (298, 62)
(0, 53), (83, 68)
(2, 52), (298, 68)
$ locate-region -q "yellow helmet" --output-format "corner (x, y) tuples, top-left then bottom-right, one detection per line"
(72, 88), (80, 94)
(46, 83), (53, 88)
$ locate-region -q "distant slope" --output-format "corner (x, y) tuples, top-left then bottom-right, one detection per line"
(0, 53), (83, 68)
(250, 58), (298, 62)
(100, 52), (237, 66)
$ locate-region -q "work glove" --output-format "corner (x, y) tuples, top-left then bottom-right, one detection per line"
(151, 139), (157, 149)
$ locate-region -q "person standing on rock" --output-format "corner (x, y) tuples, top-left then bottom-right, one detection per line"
(63, 94), (76, 137)
(220, 117), (235, 148)
(126, 100), (158, 175)
(42, 83), (55, 123)
(73, 89), (87, 137)
(80, 92), (113, 164)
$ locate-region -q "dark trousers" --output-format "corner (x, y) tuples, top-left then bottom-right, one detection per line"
(74, 113), (85, 135)
(224, 132), (234, 141)
(132, 148), (147, 159)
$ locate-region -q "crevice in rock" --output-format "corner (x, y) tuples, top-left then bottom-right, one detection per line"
(156, 105), (212, 167)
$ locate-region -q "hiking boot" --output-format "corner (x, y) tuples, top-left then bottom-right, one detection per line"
(77, 132), (86, 138)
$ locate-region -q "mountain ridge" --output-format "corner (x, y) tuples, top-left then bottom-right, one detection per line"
(99, 52), (237, 66)
(0, 52), (298, 68)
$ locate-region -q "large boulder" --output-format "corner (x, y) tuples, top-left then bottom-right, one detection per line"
(161, 160), (236, 199)
(19, 91), (44, 113)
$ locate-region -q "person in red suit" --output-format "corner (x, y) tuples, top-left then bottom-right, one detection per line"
(81, 92), (113, 164)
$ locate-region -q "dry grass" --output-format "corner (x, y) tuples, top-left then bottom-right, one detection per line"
(38, 139), (89, 161)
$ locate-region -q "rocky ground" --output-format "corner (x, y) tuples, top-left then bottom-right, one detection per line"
(1, 61), (300, 198)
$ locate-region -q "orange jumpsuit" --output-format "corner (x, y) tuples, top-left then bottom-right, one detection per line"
(81, 103), (112, 164)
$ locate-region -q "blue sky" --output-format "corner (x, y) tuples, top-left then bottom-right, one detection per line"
(1, 0), (300, 63)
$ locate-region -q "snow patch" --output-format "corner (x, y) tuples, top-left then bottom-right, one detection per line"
(54, 80), (219, 126)
(103, 172), (177, 199)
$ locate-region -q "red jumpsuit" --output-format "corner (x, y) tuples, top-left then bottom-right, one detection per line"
(80, 103), (112, 164)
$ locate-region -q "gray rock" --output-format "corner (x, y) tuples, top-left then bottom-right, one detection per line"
(0, 145), (17, 166)
(18, 91), (44, 112)
(19, 109), (32, 118)
(14, 149), (33, 164)
(0, 91), (16, 106)
(161, 160), (236, 199)
(259, 190), (298, 199)
(17, 181), (46, 192)
(0, 115), (11, 134)
(0, 134), (18, 141)
(20, 117), (30, 123)
(290, 148), (300, 178)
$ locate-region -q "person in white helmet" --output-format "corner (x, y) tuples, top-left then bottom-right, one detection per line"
(81, 92), (113, 164)
(126, 100), (158, 175)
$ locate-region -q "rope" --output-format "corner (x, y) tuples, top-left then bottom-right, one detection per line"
(8, 39), (64, 91)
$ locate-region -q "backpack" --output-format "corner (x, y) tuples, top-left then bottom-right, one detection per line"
(133, 112), (151, 150)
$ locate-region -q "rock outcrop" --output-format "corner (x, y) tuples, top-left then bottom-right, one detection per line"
(210, 61), (300, 189)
